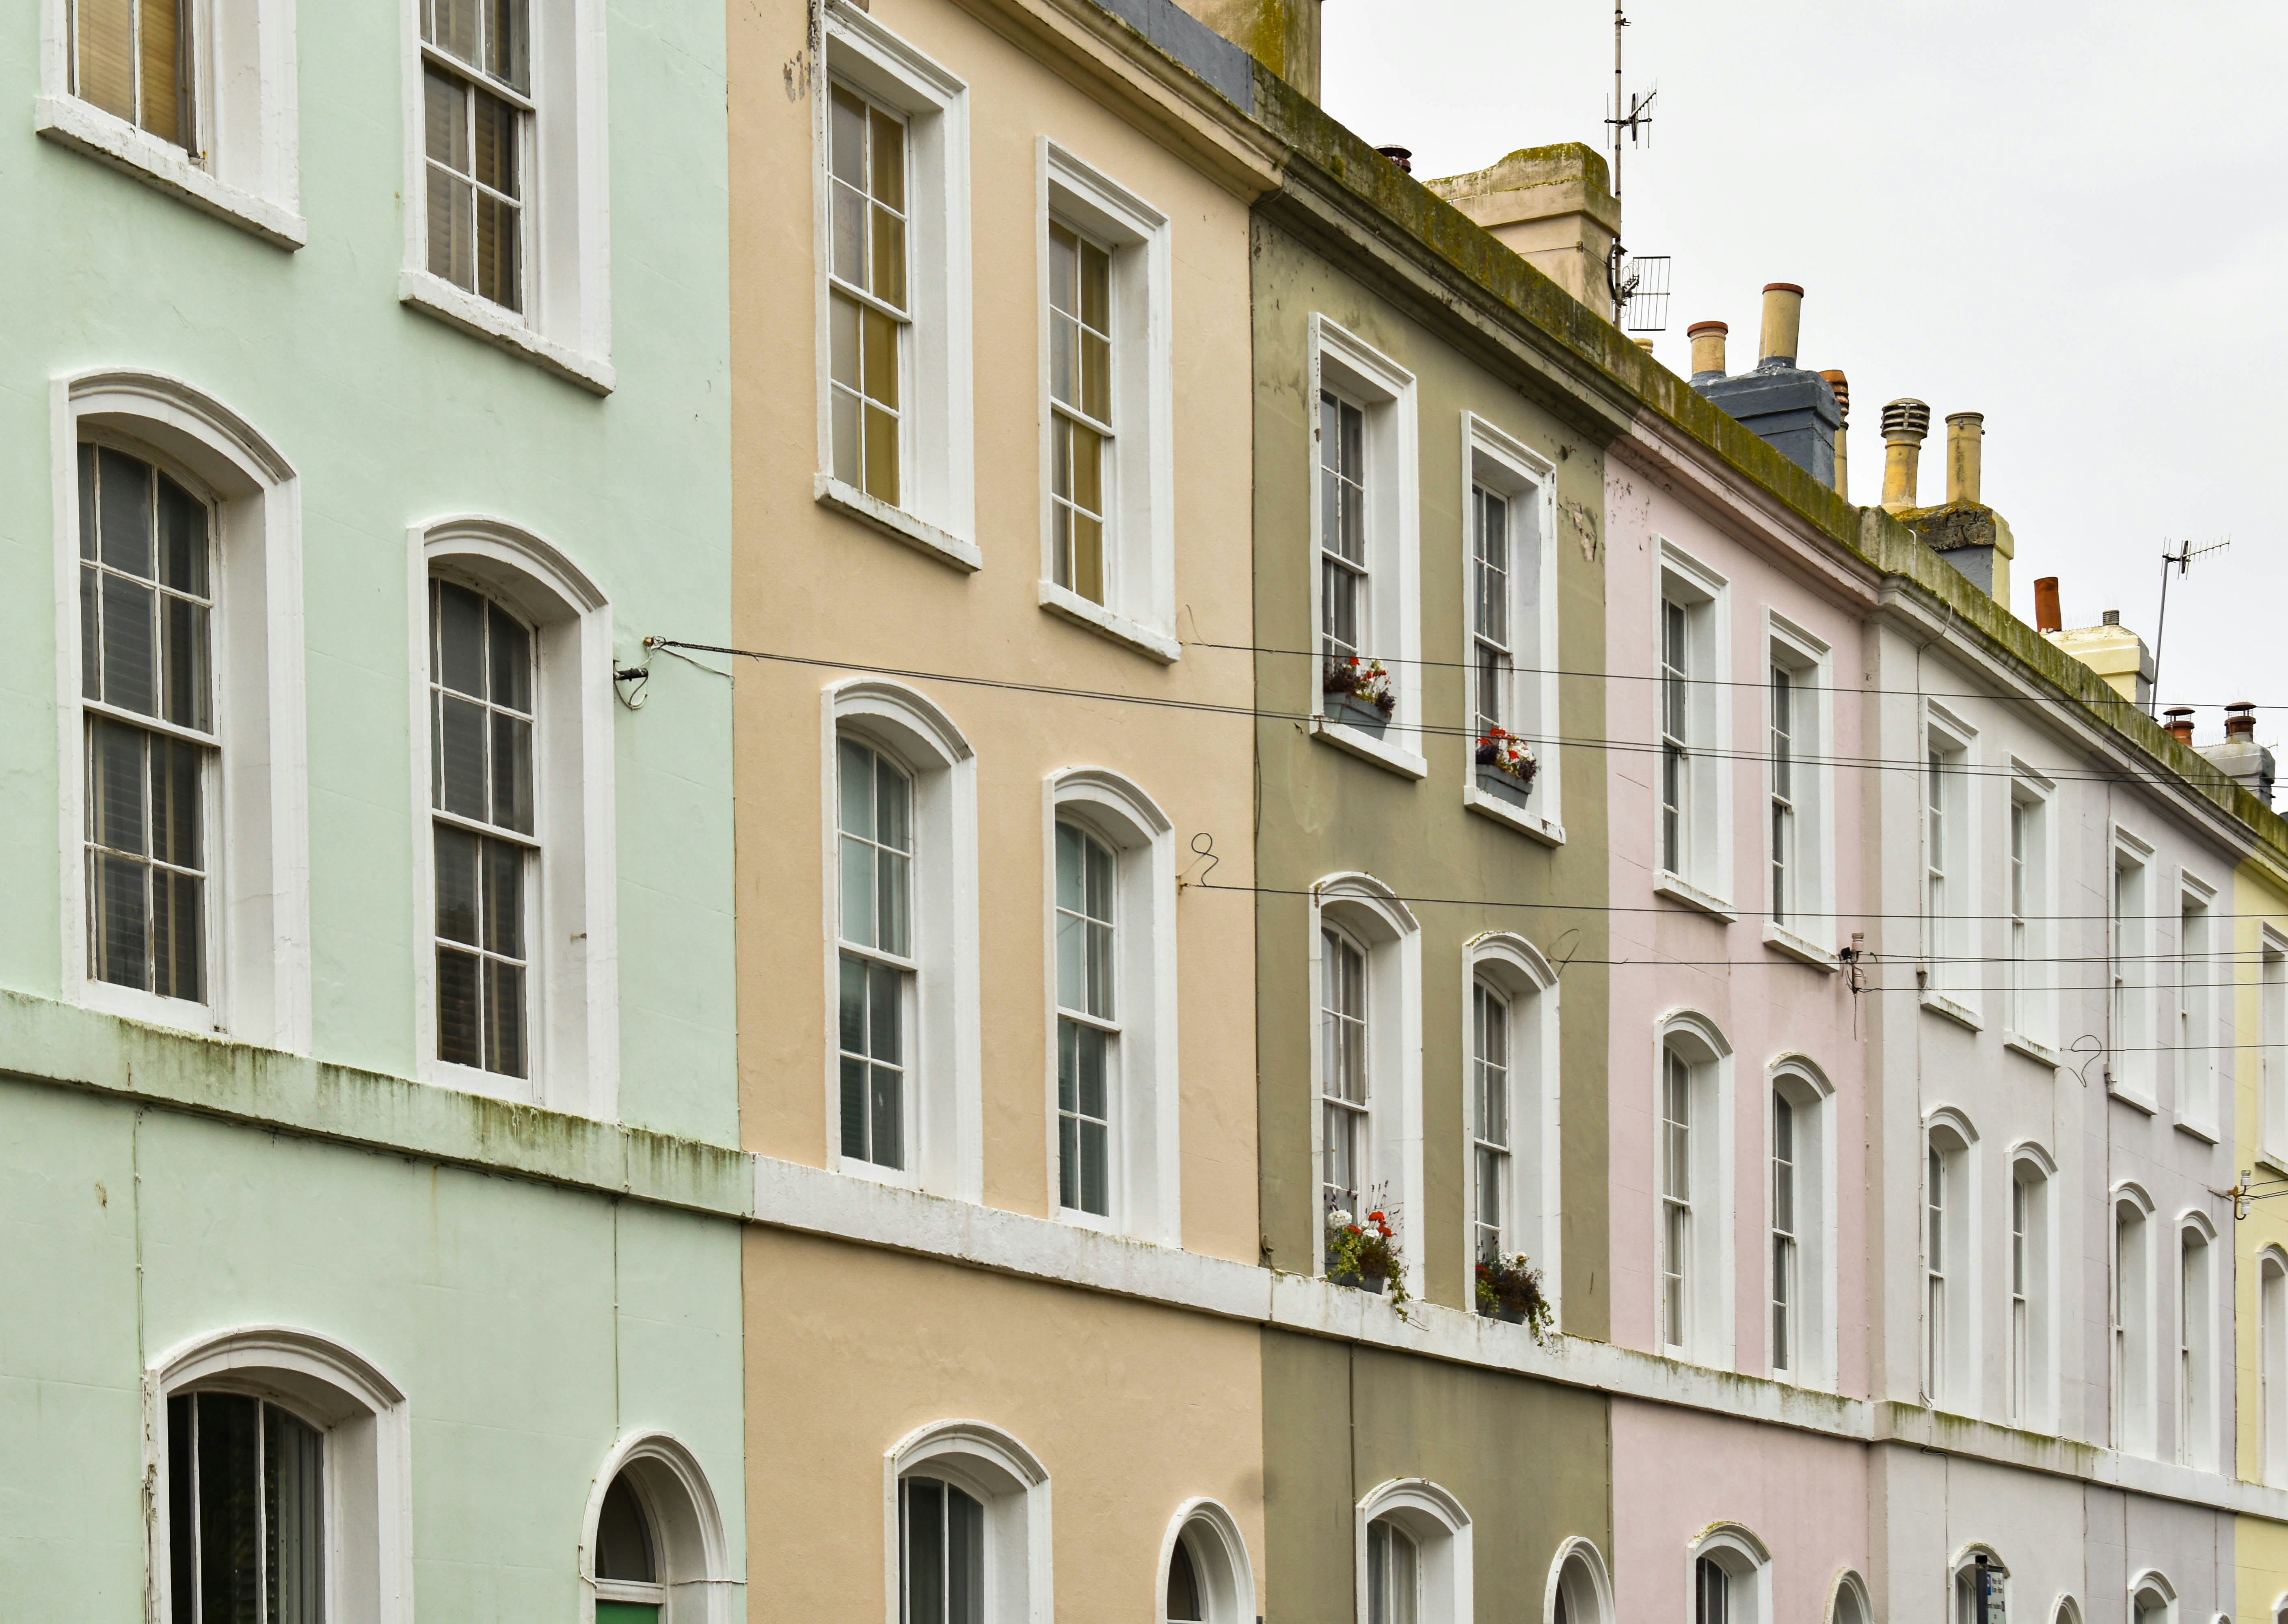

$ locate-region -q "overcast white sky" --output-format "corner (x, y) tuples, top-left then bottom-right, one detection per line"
(1324, 0), (2288, 739)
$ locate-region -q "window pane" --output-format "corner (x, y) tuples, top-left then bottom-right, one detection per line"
(874, 757), (911, 853)
(265, 1404), (326, 1624)
(947, 1486), (984, 1624)
(76, 0), (137, 120)
(482, 836), (523, 957)
(840, 836), (877, 950)
(863, 405), (900, 505)
(484, 0), (529, 90)
(877, 849), (910, 958)
(1079, 1118), (1109, 1215)
(436, 695), (488, 818)
(424, 69), (470, 168)
(485, 956), (526, 1076)
(1074, 1022), (1106, 1119)
(101, 571), (158, 715)
(437, 946), (482, 1064)
(435, 825), (480, 944)
(830, 293), (861, 391)
(861, 306), (900, 408)
(94, 851), (150, 990)
(904, 1479), (944, 1624)
(840, 1053), (869, 1160)
(1080, 330), (1110, 426)
(595, 1474), (658, 1583)
(156, 472), (207, 595)
(871, 205), (906, 312)
(168, 1394), (196, 1622)
(490, 713), (533, 833)
(472, 86), (517, 193)
(81, 569), (101, 700)
(97, 450), (155, 577)
(138, 0), (186, 146)
(161, 595), (211, 732)
(428, 0), (480, 62)
(90, 718), (149, 856)
(870, 1063), (903, 1168)
(832, 184), (866, 288)
(78, 444), (99, 563)
(869, 107), (904, 209)
(434, 581), (486, 694)
(868, 960), (901, 1064)
(476, 191), (521, 311)
(830, 87), (866, 186)
(487, 603), (531, 710)
(195, 1392), (262, 1624)
(151, 733), (202, 868)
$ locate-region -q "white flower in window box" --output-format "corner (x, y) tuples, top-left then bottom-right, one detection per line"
(1474, 725), (1538, 808)
(1323, 654), (1396, 737)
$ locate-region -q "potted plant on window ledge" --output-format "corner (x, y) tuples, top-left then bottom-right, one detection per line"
(1323, 655), (1396, 739)
(1474, 1251), (1553, 1342)
(1474, 726), (1538, 810)
(1325, 1203), (1409, 1302)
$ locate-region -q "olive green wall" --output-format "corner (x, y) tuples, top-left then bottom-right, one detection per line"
(1248, 212), (1612, 1331)
(1261, 1330), (1611, 1623)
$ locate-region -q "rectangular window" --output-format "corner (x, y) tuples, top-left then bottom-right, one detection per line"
(1366, 1518), (1418, 1624)
(421, 0), (528, 312)
(70, 0), (194, 149)
(1471, 486), (1511, 740)
(1771, 1093), (1798, 1375)
(1769, 666), (1793, 925)
(1660, 598), (1688, 875)
(1047, 222), (1111, 604)
(1660, 1048), (1692, 1350)
(2009, 1175), (2029, 1422)
(838, 737), (913, 1170)
(80, 444), (214, 1004)
(1926, 1145), (1947, 1405)
(1321, 928), (1368, 1218)
(2114, 1201), (2152, 1453)
(1925, 749), (1946, 946)
(1921, 722), (1974, 1009)
(2113, 844), (2154, 1101)
(430, 580), (535, 1079)
(2181, 1231), (2212, 1469)
(828, 83), (908, 506)
(1320, 392), (1367, 663)
(2267, 939), (2288, 1163)
(899, 1476), (985, 1624)
(2179, 890), (2215, 1130)
(1472, 982), (1510, 1262)
(2007, 799), (2027, 1031)
(1054, 823), (1116, 1216)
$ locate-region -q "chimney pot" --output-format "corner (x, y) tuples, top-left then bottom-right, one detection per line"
(1376, 146), (1414, 173)
(1819, 370), (1850, 500)
(1880, 398), (1930, 512)
(2165, 705), (2195, 745)
(1946, 411), (1985, 507)
(1759, 283), (1804, 368)
(2102, 609), (2122, 626)
(1687, 320), (1728, 382)
(2228, 702), (2259, 739)
(2033, 576), (2062, 633)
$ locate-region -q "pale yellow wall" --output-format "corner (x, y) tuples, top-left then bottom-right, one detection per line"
(728, 0), (1266, 1260)
(2243, 1514), (2288, 1623)
(2240, 863), (2288, 1482)
(744, 1230), (1268, 1622)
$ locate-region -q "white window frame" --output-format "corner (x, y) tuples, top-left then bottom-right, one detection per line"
(146, 1326), (413, 1624)
(2263, 927), (2288, 1170)
(1654, 1010), (1735, 1367)
(1040, 767), (1179, 1243)
(1308, 315), (1423, 780)
(2002, 763), (2059, 1063)
(1156, 1499), (1255, 1624)
(1458, 411), (1560, 842)
(1923, 1107), (1979, 1414)
(1544, 1537), (1616, 1624)
(1761, 613), (1833, 965)
(2177, 1212), (2219, 1471)
(53, 370), (311, 1052)
(1354, 1479), (1471, 1624)
(2262, 1245), (2288, 1487)
(812, 2), (975, 569)
(1767, 1058), (1836, 1389)
(2114, 1182), (2158, 1456)
(2174, 871), (2221, 1139)
(581, 1432), (735, 1624)
(2007, 1143), (2059, 1433)
(822, 679), (981, 1199)
(408, 517), (619, 1117)
(1033, 139), (1176, 661)
(395, 0), (614, 390)
(884, 1421), (1050, 1624)
(37, 0), (305, 246)
(1685, 1525), (1773, 1624)
(2111, 829), (2159, 1110)
(1460, 933), (1561, 1317)
(1919, 702), (1979, 1027)
(1310, 873), (1424, 1298)
(1653, 541), (1730, 918)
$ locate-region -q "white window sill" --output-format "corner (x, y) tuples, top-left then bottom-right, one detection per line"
(1311, 715), (1428, 780)
(399, 270), (616, 394)
(1463, 782), (1564, 845)
(1763, 921), (1839, 972)
(2173, 1114), (2220, 1146)
(1036, 580), (1180, 663)
(1653, 871), (1736, 923)
(812, 475), (982, 572)
(79, 977), (226, 1040)
(832, 1153), (920, 1192)
(430, 1056), (538, 1107)
(2107, 1078), (2158, 1116)
(37, 96), (306, 248)
(1919, 988), (1983, 1032)
(2258, 1149), (2288, 1179)
(2003, 1032), (2061, 1069)
(1059, 1205), (1120, 1235)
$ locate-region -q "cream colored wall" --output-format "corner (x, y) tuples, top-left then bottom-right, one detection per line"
(728, 0), (1264, 1259)
(2240, 863), (2288, 1482)
(744, 1229), (1268, 1622)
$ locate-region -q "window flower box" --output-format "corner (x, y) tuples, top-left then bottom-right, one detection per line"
(1325, 1203), (1408, 1303)
(1475, 1252), (1553, 1342)
(1323, 656), (1396, 739)
(1474, 726), (1537, 808)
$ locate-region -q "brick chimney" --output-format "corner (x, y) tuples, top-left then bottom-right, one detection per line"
(1173, 0), (1322, 98)
(1423, 144), (1621, 312)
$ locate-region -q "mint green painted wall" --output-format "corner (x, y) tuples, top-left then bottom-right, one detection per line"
(0, 0), (736, 1144)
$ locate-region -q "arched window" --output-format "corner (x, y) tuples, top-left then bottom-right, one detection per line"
(1046, 769), (1179, 1243)
(596, 1475), (665, 1618)
(583, 1434), (730, 1624)
(1464, 934), (1559, 1313)
(1769, 1059), (1834, 1387)
(1828, 1571), (1873, 1624)
(1354, 1480), (1470, 1624)
(2115, 1185), (2157, 1456)
(1656, 1012), (1733, 1365)
(826, 681), (981, 1200)
(1158, 1500), (1253, 1624)
(2179, 1215), (2218, 1470)
(1924, 1109), (1979, 1411)
(1545, 1537), (1614, 1624)
(2054, 1597), (2084, 1624)
(2009, 1146), (2057, 1429)
(1952, 1549), (2008, 1624)
(1688, 1524), (1769, 1624)
(151, 1328), (411, 1624)
(1314, 876), (1423, 1297)
(415, 518), (617, 1118)
(889, 1422), (1049, 1624)
(2130, 1572), (2176, 1624)
(59, 371), (309, 1052)
(2261, 1248), (2288, 1486)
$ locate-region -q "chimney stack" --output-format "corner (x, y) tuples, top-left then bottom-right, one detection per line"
(1946, 412), (1984, 507)
(1688, 321), (1728, 382)
(2228, 702), (2259, 739)
(1423, 144), (1619, 313)
(1881, 399), (1931, 512)
(1174, 0), (1322, 99)
(2164, 706), (2195, 745)
(2201, 702), (2276, 804)
(1759, 283), (1804, 367)
(1821, 371), (1850, 500)
(2033, 576), (2062, 633)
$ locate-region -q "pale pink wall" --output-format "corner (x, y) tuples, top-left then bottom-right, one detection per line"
(1602, 447), (1873, 1395)
(1610, 1397), (1870, 1620)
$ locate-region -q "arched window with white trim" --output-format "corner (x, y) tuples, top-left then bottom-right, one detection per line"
(2054, 1597), (2084, 1624)
(1464, 934), (1559, 1312)
(584, 1434), (732, 1624)
(1768, 1058), (1834, 1387)
(2179, 1214), (2218, 1470)
(2262, 1248), (2288, 1486)
(2115, 1185), (2157, 1456)
(2130, 1572), (2176, 1624)
(1313, 875), (1423, 1296)
(1689, 1524), (1771, 1624)
(1044, 769), (1179, 1243)
(56, 371), (310, 1053)
(1952, 1548), (2009, 1624)
(149, 1328), (411, 1624)
(1656, 1012), (1733, 1366)
(1924, 1109), (1979, 1412)
(1355, 1480), (1470, 1624)
(1545, 1537), (1613, 1624)
(825, 682), (980, 1200)
(1828, 1571), (1872, 1624)
(2008, 1146), (2057, 1431)
(1158, 1499), (1253, 1624)
(888, 1422), (1050, 1624)
(412, 518), (618, 1119)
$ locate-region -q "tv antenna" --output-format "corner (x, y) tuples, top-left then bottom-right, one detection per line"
(2148, 535), (2230, 715)
(1604, 1), (1659, 324)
